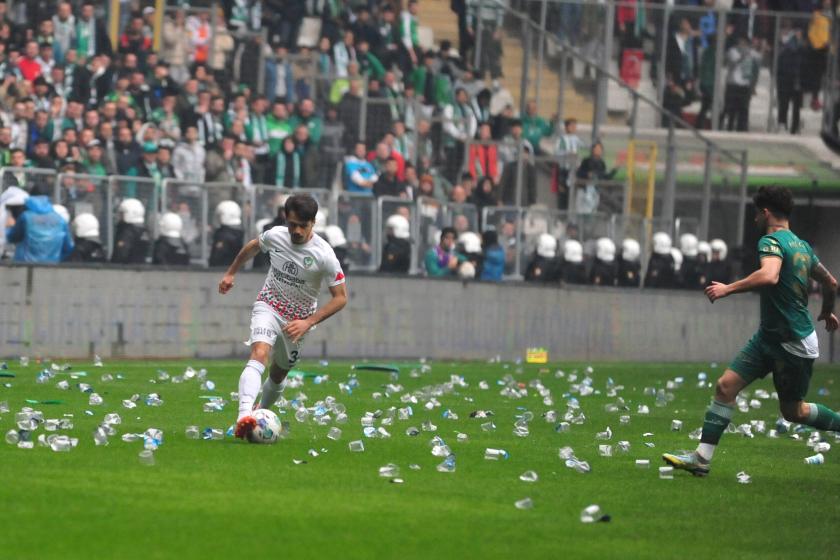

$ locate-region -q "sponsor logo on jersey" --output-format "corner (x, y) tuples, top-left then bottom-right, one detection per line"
(282, 260), (299, 276)
(335, 271), (345, 282)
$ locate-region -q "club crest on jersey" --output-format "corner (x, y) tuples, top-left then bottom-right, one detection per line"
(303, 256), (314, 269)
(282, 260), (299, 276)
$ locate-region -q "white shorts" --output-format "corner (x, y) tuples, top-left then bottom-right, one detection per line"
(246, 302), (303, 370)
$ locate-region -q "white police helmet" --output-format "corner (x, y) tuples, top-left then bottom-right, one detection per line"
(53, 204), (70, 223)
(314, 209), (327, 234)
(118, 198), (146, 225)
(159, 212), (184, 239)
(324, 224), (347, 248)
(459, 231), (482, 254)
(710, 238), (728, 260)
(698, 241), (712, 261)
(622, 238), (641, 262)
(679, 233), (699, 257)
(72, 213), (100, 239)
(215, 200), (242, 227)
(255, 218), (271, 235)
(385, 214), (410, 240)
(536, 233), (557, 258)
(653, 232), (672, 255)
(564, 239), (583, 263)
(596, 237), (616, 263)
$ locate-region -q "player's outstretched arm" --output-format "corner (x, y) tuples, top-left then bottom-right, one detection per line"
(218, 239), (262, 295)
(282, 284), (348, 343)
(705, 255), (781, 303)
(811, 262), (839, 332)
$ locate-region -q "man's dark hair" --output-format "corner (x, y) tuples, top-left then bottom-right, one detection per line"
(753, 185), (793, 219)
(482, 229), (498, 247)
(285, 194), (319, 223)
(441, 226), (456, 240)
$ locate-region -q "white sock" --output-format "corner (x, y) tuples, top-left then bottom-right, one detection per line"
(696, 443), (715, 462)
(258, 377), (285, 409)
(237, 360), (265, 420)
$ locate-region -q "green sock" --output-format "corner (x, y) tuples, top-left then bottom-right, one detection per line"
(696, 400), (734, 461)
(805, 403), (840, 432)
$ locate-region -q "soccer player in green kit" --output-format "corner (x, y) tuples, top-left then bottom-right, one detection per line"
(664, 185), (839, 476)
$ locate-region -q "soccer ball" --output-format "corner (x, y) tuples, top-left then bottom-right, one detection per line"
(248, 409), (282, 444)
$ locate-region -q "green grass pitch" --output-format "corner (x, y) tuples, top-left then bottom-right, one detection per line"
(1, 359), (839, 559)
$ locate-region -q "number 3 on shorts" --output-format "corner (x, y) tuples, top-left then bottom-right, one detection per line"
(289, 350), (299, 366)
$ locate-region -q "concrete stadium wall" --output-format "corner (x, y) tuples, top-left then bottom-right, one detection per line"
(0, 264), (835, 364)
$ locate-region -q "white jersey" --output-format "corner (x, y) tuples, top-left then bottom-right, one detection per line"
(256, 226), (345, 322)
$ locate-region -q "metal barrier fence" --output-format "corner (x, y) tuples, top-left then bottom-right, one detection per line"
(335, 192), (378, 272)
(0, 167), (56, 197)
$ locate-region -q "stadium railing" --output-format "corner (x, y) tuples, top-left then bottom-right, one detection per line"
(377, 195), (421, 274)
(335, 192), (379, 272)
(0, 167), (57, 197)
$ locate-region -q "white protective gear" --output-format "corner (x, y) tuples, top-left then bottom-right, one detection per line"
(118, 198), (146, 225)
(679, 233), (699, 257)
(53, 204), (70, 223)
(314, 210), (327, 234)
(670, 248), (684, 272)
(385, 214), (410, 239)
(564, 239), (583, 263)
(622, 238), (641, 262)
(1, 186), (29, 207)
(710, 238), (728, 260)
(698, 241), (712, 262)
(255, 218), (271, 235)
(596, 237), (616, 263)
(324, 225), (347, 248)
(653, 232), (672, 255)
(459, 231), (482, 254)
(159, 212), (184, 239)
(536, 233), (557, 259)
(458, 261), (476, 279)
(215, 200), (242, 227)
(72, 213), (100, 239)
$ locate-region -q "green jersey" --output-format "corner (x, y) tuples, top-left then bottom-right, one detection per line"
(757, 229), (819, 342)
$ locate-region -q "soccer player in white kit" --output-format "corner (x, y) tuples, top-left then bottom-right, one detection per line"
(217, 194), (347, 440)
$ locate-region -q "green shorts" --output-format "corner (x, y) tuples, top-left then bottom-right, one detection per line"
(729, 332), (814, 402)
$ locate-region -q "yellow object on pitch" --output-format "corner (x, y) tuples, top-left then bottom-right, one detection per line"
(526, 348), (548, 364)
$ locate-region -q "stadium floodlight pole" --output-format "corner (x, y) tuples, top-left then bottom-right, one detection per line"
(661, 122), (677, 226)
(767, 14), (781, 132)
(699, 143), (714, 240)
(735, 150), (749, 248)
(593, 0), (614, 143)
(534, 0), (548, 112)
(711, 7), (727, 131)
(474, 0), (485, 73)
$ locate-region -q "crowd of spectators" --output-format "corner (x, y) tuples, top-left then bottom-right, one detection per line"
(0, 0), (740, 290)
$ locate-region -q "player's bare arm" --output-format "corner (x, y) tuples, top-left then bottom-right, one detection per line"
(218, 238), (261, 294)
(811, 262), (839, 331)
(282, 283), (348, 343)
(705, 254), (781, 302)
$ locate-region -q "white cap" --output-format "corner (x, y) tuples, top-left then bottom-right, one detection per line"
(670, 247), (683, 271)
(324, 224), (347, 248)
(314, 209), (327, 234)
(458, 261), (476, 279)
(385, 214), (410, 239)
(710, 238), (728, 260)
(72, 213), (99, 239)
(564, 239), (583, 263)
(622, 238), (640, 262)
(53, 204), (70, 223)
(459, 231), (482, 254)
(159, 212), (184, 239)
(653, 232), (672, 255)
(215, 200), (242, 227)
(536, 233), (557, 259)
(679, 233), (699, 257)
(698, 241), (712, 261)
(118, 198), (146, 225)
(596, 237), (616, 263)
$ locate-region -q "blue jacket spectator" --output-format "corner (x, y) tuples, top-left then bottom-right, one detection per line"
(480, 230), (505, 281)
(343, 142), (378, 195)
(6, 196), (74, 263)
